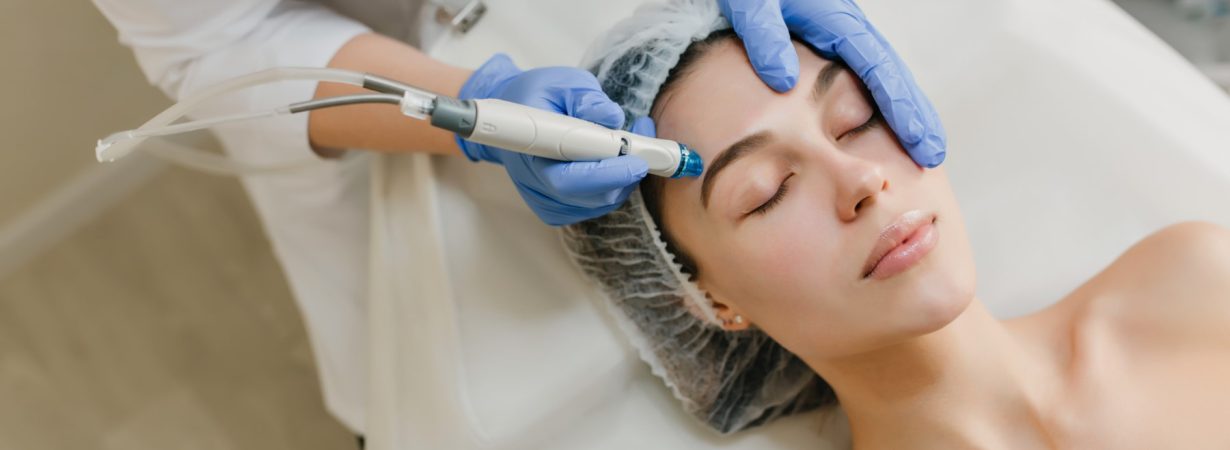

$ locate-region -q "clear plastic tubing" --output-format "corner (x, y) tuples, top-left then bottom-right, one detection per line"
(95, 67), (367, 164)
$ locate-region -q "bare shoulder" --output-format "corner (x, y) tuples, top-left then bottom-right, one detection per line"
(1112, 221), (1230, 291)
(1084, 221), (1230, 342)
(1033, 222), (1230, 447)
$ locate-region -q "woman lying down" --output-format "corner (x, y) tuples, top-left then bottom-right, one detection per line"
(563, 0), (1230, 448)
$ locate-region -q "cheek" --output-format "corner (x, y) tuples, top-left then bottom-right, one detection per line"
(722, 206), (846, 336)
(929, 172), (979, 301)
(734, 198), (838, 288)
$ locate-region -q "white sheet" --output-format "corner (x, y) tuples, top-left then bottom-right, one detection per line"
(366, 0), (1230, 448)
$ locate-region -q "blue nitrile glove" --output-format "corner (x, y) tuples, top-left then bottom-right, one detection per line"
(456, 53), (651, 226)
(717, 0), (947, 168)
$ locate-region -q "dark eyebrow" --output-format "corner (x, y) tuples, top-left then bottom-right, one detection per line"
(701, 131), (773, 209)
(698, 61), (843, 210)
(811, 61), (845, 104)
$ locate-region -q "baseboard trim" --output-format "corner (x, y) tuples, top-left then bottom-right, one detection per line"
(0, 154), (167, 280)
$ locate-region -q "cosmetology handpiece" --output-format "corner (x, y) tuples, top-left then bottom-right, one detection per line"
(95, 67), (702, 178)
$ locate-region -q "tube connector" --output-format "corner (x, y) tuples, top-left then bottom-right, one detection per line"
(427, 96), (477, 136)
(400, 91), (437, 120)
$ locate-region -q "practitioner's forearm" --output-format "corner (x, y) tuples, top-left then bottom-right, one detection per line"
(308, 32), (472, 157)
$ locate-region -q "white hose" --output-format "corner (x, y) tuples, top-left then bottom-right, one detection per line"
(96, 67), (368, 175)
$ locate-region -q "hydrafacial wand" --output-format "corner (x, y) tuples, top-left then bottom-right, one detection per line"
(95, 67), (702, 178)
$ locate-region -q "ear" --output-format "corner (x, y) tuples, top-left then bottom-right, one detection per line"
(700, 283), (751, 332)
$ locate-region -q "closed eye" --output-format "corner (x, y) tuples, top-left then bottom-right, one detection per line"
(749, 173), (793, 216)
(839, 109), (884, 141)
(747, 108), (879, 218)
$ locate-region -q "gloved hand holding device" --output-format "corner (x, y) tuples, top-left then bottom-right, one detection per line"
(456, 54), (655, 226)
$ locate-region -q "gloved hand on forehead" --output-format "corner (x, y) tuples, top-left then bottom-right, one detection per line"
(717, 0), (947, 169)
(457, 53), (652, 226)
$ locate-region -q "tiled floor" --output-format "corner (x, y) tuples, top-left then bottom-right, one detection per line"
(0, 169), (353, 450)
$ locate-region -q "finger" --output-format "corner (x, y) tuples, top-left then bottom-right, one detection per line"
(862, 25), (948, 168)
(914, 138), (946, 169)
(459, 53), (521, 100)
(572, 89), (626, 130)
(863, 59), (944, 167)
(628, 116), (657, 137)
(570, 182), (639, 222)
(537, 155), (649, 199)
(721, 0), (799, 92)
(609, 181), (640, 208)
(781, 0), (864, 57)
(786, 1), (947, 168)
(843, 24), (947, 168)
(511, 185), (576, 226)
(516, 182), (610, 226)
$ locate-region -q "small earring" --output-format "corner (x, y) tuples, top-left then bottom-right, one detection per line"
(734, 315), (744, 325)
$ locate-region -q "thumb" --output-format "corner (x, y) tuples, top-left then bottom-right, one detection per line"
(628, 116), (657, 137)
(721, 0), (798, 92)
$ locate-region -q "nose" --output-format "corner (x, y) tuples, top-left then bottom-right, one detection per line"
(835, 159), (888, 222)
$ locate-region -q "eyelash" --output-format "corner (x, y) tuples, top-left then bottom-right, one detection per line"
(841, 110), (883, 140)
(747, 110), (882, 217)
(750, 173), (792, 216)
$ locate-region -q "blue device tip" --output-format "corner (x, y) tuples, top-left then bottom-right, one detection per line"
(671, 145), (704, 178)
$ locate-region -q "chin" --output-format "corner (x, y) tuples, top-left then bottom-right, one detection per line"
(894, 257), (977, 337)
(891, 206), (978, 335)
(912, 285), (974, 337)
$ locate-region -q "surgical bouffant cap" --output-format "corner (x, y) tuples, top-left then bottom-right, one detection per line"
(562, 0), (834, 434)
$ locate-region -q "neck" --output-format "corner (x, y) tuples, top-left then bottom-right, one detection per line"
(811, 300), (1065, 449)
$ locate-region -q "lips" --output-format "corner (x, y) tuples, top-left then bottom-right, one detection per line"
(862, 210), (937, 279)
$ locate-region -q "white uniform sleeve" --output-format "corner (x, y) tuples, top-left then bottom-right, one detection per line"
(92, 0), (372, 162)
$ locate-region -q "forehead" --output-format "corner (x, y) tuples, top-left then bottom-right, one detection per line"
(651, 40), (830, 166)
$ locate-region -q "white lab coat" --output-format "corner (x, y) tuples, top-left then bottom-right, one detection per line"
(91, 0), (469, 434)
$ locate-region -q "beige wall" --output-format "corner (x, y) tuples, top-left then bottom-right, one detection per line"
(0, 0), (169, 225)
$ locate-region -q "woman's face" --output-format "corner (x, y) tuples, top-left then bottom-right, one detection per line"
(650, 39), (977, 362)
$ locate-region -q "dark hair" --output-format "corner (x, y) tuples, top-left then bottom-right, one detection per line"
(641, 28), (739, 280)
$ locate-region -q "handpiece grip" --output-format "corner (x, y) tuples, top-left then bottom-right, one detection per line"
(447, 98), (685, 177)
(468, 98), (624, 161)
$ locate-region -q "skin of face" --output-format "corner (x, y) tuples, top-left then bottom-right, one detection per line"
(649, 38), (979, 364)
